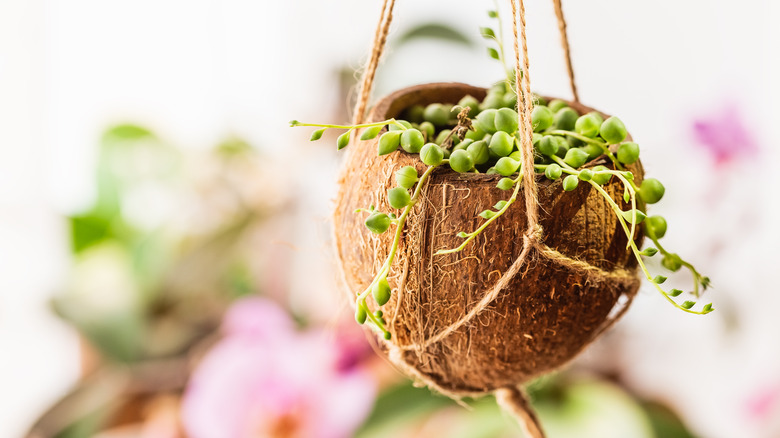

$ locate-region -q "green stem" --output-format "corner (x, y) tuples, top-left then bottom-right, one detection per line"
(491, 0), (511, 91)
(650, 237), (706, 298)
(355, 163), (441, 336)
(436, 173), (523, 255)
(553, 157), (711, 314)
(291, 118), (408, 131)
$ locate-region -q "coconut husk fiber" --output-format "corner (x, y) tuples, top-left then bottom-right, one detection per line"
(333, 82), (644, 396)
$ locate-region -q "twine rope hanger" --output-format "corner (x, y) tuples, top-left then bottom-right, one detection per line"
(553, 0), (579, 103)
(351, 0), (579, 126)
(351, 0), (397, 125)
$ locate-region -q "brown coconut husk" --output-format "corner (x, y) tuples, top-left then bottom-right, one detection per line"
(334, 82), (643, 395)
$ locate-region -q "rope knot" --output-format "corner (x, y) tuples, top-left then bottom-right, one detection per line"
(524, 224), (543, 245)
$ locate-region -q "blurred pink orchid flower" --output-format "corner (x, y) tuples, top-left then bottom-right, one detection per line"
(182, 297), (376, 438)
(692, 103), (759, 166)
(745, 381), (780, 423)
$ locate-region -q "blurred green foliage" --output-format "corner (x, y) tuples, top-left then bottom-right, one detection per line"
(53, 124), (268, 363)
(357, 375), (697, 438)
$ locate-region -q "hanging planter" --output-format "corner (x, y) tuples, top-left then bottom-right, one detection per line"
(292, 0), (713, 435)
(332, 81), (645, 393)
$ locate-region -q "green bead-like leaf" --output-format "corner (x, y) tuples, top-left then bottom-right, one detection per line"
(479, 210), (496, 219)
(489, 131), (514, 157)
(449, 150), (474, 173)
(365, 212), (391, 234)
(532, 106), (554, 132)
(564, 148), (590, 168)
(360, 125), (383, 140)
(420, 143), (444, 166)
(537, 135), (558, 156)
(487, 47), (500, 60)
(495, 108), (519, 133)
(662, 253), (683, 272)
(389, 120), (413, 131)
(645, 215), (668, 240)
(387, 187), (412, 209)
(396, 166), (419, 189)
(681, 301), (695, 310)
(378, 131), (402, 155)
(337, 131), (351, 150)
(457, 231), (469, 238)
(575, 114), (602, 138)
(480, 27), (496, 38)
(423, 103), (450, 127)
(600, 116), (628, 144)
(545, 163), (563, 180)
(640, 247), (658, 257)
(497, 178), (514, 190)
(553, 108), (578, 131)
(617, 142), (640, 164)
(467, 140), (490, 165)
(653, 275), (668, 284)
(639, 178), (666, 204)
(372, 279), (392, 306)
(494, 200), (508, 210)
(548, 100), (568, 113)
(355, 306), (367, 324)
(458, 95), (481, 118)
(419, 121), (435, 140)
(578, 169), (594, 181)
(582, 144), (603, 160)
(669, 289), (683, 297)
(621, 209), (647, 224)
(401, 128), (425, 153)
(475, 109), (498, 134)
(702, 303), (713, 313)
(495, 157), (520, 176)
(591, 165), (612, 185)
(310, 128), (326, 141)
(562, 174), (579, 191)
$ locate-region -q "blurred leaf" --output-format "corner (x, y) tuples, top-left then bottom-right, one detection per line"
(102, 124), (155, 142)
(640, 401), (697, 438)
(355, 382), (454, 437)
(216, 136), (254, 157)
(52, 243), (147, 362)
(532, 378), (656, 438)
(224, 261), (255, 298)
(69, 214), (114, 254)
(94, 124), (181, 223)
(53, 405), (110, 438)
(52, 298), (146, 363)
(396, 23), (473, 47)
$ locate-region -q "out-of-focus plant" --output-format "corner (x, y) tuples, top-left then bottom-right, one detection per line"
(30, 125), (292, 438)
(53, 125), (285, 363)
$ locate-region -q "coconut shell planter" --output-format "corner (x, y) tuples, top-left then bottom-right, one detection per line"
(334, 82), (645, 394)
(292, 0), (713, 434)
